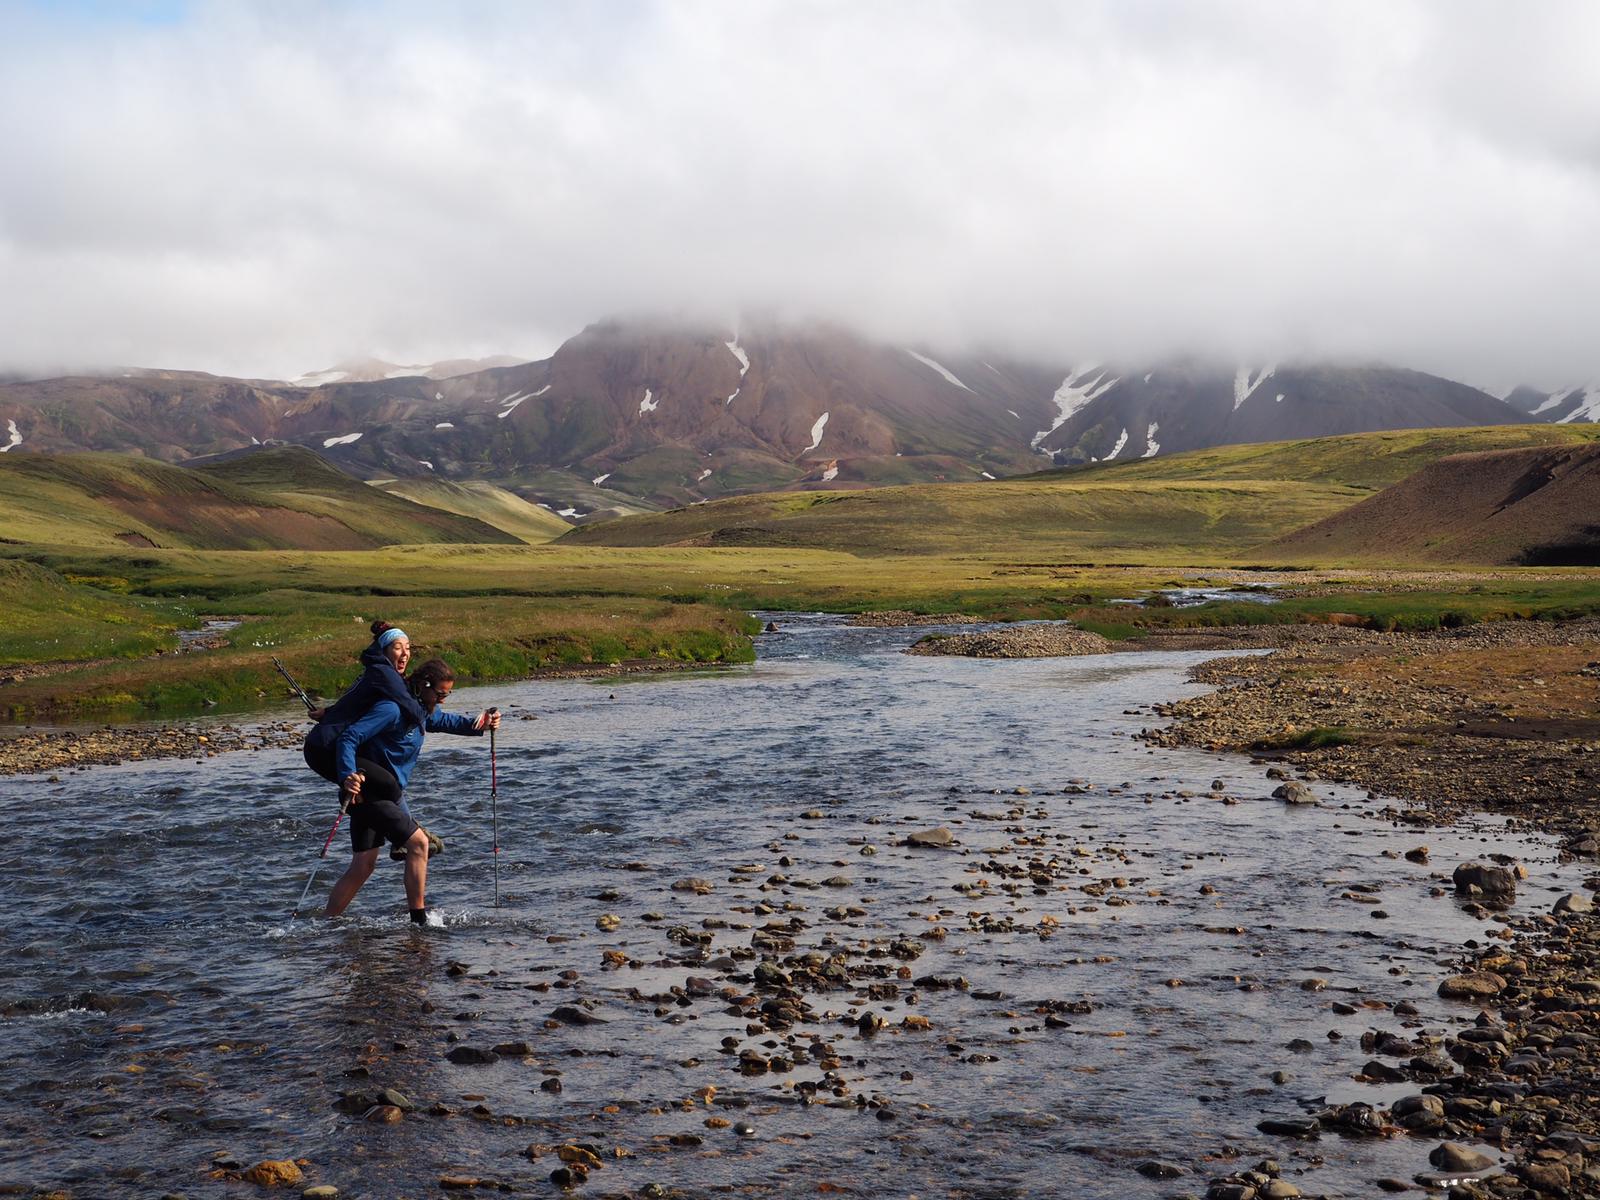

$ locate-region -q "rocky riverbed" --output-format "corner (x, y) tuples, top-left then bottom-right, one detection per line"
(1147, 618), (1600, 1200)
(907, 623), (1115, 657)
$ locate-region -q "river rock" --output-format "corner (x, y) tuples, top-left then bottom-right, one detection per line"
(550, 1005), (606, 1025)
(1554, 891), (1594, 915)
(906, 827), (955, 848)
(1272, 781), (1317, 805)
(1429, 1143), (1496, 1173)
(242, 1160), (303, 1187)
(1136, 1160), (1184, 1179)
(1391, 1094), (1445, 1132)
(1438, 971), (1507, 1000)
(446, 1046), (500, 1065)
(301, 1188), (339, 1200)
(1452, 862), (1517, 902)
(377, 1087), (414, 1111)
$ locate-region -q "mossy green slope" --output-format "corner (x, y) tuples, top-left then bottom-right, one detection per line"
(1019, 424), (1600, 490)
(0, 448), (515, 549)
(375, 478), (573, 543)
(0, 558), (183, 663)
(565, 425), (1600, 557)
(562, 478), (1361, 557)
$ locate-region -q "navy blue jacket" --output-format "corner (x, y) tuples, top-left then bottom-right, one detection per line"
(304, 642), (428, 761)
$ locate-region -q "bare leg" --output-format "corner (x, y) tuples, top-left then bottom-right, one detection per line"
(324, 849), (380, 917)
(402, 827), (430, 911)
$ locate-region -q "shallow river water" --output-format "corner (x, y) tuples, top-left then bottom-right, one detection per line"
(1, 614), (1582, 1198)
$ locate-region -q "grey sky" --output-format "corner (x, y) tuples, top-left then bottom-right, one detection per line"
(1, 0), (1597, 388)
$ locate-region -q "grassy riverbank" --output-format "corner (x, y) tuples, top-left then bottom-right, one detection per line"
(7, 537), (1600, 720)
(0, 561), (759, 719)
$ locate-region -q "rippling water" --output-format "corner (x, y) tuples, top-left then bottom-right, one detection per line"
(1, 615), (1577, 1197)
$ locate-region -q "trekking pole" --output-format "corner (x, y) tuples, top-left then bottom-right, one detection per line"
(488, 708), (500, 908)
(271, 656), (317, 714)
(290, 783), (356, 919)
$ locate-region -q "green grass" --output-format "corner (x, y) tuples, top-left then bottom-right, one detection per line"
(0, 448), (514, 549)
(0, 590), (758, 720)
(374, 478), (573, 543)
(1255, 726), (1360, 751)
(0, 559), (186, 663)
(1015, 425), (1600, 491)
(563, 478), (1365, 558)
(8, 424), (1600, 720)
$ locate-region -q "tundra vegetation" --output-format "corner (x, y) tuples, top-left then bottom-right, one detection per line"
(3, 424), (1600, 718)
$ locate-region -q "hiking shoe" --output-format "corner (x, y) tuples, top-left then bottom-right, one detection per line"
(391, 828), (444, 861)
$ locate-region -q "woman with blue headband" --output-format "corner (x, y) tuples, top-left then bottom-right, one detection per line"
(303, 620), (500, 924)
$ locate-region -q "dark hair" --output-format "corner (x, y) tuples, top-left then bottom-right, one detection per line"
(408, 658), (455, 699)
(371, 619), (396, 641)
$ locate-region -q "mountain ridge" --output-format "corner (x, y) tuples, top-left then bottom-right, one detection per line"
(0, 319), (1574, 519)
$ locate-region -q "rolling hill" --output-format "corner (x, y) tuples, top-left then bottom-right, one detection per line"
(1266, 441), (1600, 566)
(0, 447), (516, 549)
(374, 479), (574, 544)
(562, 425), (1600, 559)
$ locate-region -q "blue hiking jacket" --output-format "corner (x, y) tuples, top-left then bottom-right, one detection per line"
(336, 700), (482, 788)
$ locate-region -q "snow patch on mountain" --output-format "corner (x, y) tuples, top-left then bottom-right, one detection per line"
(905, 349), (972, 392)
(1556, 384), (1600, 423)
(1142, 422), (1160, 457)
(294, 369), (346, 388)
(1275, 393), (1285, 403)
(698, 468), (712, 481)
(322, 432), (363, 447)
(592, 473), (611, 485)
(803, 412), (830, 455)
(981, 470), (996, 479)
(1032, 366), (1119, 450)
(723, 339), (751, 406)
(1533, 390), (1573, 416)
(1106, 428), (1129, 459)
(435, 422), (454, 429)
(498, 383), (550, 420)
(0, 419), (20, 452)
(1006, 409), (1019, 419)
(1233, 365), (1276, 410)
(639, 389), (658, 415)
(418, 460), (433, 470)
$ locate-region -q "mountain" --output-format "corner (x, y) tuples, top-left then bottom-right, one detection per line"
(1029, 362), (1525, 464)
(0, 319), (1552, 518)
(1504, 383), (1600, 425)
(0, 446), (516, 550)
(1265, 441), (1600, 566)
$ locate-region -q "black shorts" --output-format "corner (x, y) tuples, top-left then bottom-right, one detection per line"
(303, 743), (418, 853)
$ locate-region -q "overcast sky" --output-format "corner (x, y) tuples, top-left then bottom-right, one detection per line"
(2, 0), (1597, 388)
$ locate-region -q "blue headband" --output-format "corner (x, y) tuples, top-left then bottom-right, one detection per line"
(377, 627), (409, 649)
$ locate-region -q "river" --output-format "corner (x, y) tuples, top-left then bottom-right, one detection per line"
(0, 614), (1577, 1197)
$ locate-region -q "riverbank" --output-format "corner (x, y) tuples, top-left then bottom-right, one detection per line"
(0, 657), (742, 776)
(1147, 618), (1600, 1200)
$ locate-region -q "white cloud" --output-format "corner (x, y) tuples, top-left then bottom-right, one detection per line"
(0, 0), (1597, 387)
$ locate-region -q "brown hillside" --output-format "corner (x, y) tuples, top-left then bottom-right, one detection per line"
(1266, 443), (1600, 565)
